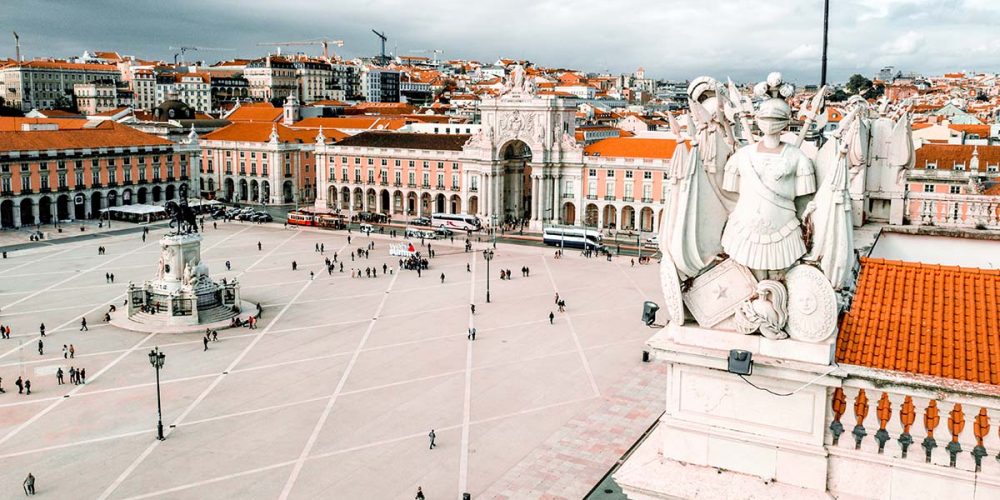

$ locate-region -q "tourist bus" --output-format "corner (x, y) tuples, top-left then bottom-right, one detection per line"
(431, 213), (481, 231)
(286, 211), (317, 227)
(542, 226), (603, 250)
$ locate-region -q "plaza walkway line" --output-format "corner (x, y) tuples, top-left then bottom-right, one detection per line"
(459, 252), (477, 494)
(278, 245), (399, 500)
(481, 360), (668, 499)
(540, 255), (601, 398)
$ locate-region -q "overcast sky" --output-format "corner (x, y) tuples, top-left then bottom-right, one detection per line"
(7, 0), (1000, 83)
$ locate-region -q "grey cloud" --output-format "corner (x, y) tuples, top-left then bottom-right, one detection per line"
(5, 0), (1000, 84)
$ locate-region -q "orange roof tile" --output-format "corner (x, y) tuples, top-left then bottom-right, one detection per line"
(226, 105), (282, 123)
(837, 257), (1000, 386)
(0, 117), (95, 131)
(203, 122), (327, 144)
(584, 137), (679, 159)
(947, 124), (992, 137)
(0, 121), (172, 152)
(916, 144), (1000, 167)
(293, 117), (407, 130)
(16, 60), (118, 72)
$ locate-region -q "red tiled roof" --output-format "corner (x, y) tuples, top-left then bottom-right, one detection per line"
(837, 257), (1000, 386)
(584, 137), (679, 159)
(294, 117), (407, 130)
(226, 105), (282, 123)
(948, 124), (992, 137)
(0, 121), (172, 152)
(16, 60), (118, 72)
(203, 122), (325, 143)
(0, 117), (95, 131)
(916, 144), (1000, 167)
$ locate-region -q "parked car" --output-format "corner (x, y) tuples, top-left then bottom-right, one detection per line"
(360, 223), (374, 234)
(411, 216), (432, 227)
(434, 227), (454, 237)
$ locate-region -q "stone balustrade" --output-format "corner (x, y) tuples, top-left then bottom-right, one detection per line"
(827, 378), (1000, 477)
(908, 192), (1000, 229)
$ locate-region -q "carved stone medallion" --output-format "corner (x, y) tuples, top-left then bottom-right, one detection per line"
(785, 264), (838, 342)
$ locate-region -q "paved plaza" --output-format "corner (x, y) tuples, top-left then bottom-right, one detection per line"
(0, 221), (664, 499)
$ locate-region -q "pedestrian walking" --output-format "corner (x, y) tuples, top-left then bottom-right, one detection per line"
(69, 344), (75, 358)
(415, 486), (425, 500)
(203, 336), (209, 351)
(440, 273), (445, 283)
(213, 221), (218, 230)
(256, 302), (263, 318)
(554, 293), (559, 305)
(469, 327), (476, 341)
(292, 261), (298, 271)
(467, 263), (471, 273)
(105, 272), (110, 283)
(39, 323), (45, 336)
(56, 367), (64, 385)
(16, 376), (23, 394)
(24, 379), (31, 394)
(23, 473), (35, 495)
(110, 273), (115, 283)
(310, 271), (315, 280)
(80, 317), (88, 331)
(549, 311), (555, 324)
(69, 367), (76, 385)
(142, 233), (146, 242)
(225, 260), (232, 271)
(63, 345), (68, 358)
(37, 339), (43, 355)
(631, 258), (635, 267)
(470, 303), (475, 315)
(428, 429), (436, 449)
(321, 243), (325, 253)
(212, 330), (218, 342)
(258, 241), (262, 251)
(315, 243), (320, 252)
(79, 369), (85, 384)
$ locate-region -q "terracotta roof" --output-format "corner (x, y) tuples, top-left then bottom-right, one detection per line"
(226, 105), (282, 123)
(309, 100), (351, 107)
(948, 124), (992, 137)
(93, 51), (123, 61)
(916, 144), (1000, 167)
(203, 122), (324, 144)
(0, 117), (95, 131)
(333, 131), (470, 151)
(584, 137), (679, 159)
(0, 121), (172, 152)
(837, 257), (1000, 386)
(13, 60), (118, 72)
(294, 117), (407, 130)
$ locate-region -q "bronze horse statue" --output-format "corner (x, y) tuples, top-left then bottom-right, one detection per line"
(164, 201), (198, 234)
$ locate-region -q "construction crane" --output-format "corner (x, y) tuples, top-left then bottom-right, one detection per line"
(409, 49), (443, 65)
(256, 38), (345, 61)
(168, 46), (234, 65)
(371, 29), (388, 65)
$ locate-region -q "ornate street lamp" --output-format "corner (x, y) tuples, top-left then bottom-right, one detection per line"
(148, 347), (166, 441)
(483, 248), (494, 303)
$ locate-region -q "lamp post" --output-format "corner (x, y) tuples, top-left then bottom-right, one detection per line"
(148, 347), (166, 441)
(483, 248), (494, 303)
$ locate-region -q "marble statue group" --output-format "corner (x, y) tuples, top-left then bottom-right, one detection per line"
(659, 72), (914, 342)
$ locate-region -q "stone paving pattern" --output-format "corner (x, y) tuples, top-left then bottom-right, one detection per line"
(0, 221), (665, 499)
(483, 361), (667, 499)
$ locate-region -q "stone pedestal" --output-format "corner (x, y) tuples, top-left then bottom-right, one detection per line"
(615, 324), (843, 498)
(119, 233), (244, 332)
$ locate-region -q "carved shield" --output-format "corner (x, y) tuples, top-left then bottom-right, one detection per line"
(785, 264), (838, 342)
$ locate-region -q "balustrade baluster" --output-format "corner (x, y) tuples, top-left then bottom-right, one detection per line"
(946, 404), (965, 467)
(972, 408), (990, 472)
(898, 396), (916, 458)
(830, 387), (847, 445)
(853, 389), (869, 450)
(876, 392), (892, 453)
(922, 400), (940, 463)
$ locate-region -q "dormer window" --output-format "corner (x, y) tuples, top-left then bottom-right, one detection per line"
(954, 163), (966, 171)
(924, 161), (937, 169)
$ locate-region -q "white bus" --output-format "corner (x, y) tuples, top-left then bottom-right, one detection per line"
(432, 213), (481, 231)
(542, 226), (603, 250)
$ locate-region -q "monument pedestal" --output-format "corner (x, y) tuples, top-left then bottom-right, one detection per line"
(615, 324), (843, 498)
(119, 233), (244, 332)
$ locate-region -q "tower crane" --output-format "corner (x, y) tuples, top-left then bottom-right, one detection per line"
(408, 49), (443, 65)
(256, 38), (345, 61)
(168, 46), (234, 65)
(372, 29), (388, 65)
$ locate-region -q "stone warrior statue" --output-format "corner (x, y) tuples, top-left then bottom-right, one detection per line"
(720, 73), (816, 275)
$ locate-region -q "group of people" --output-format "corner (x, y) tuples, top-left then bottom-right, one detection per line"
(55, 366), (86, 385)
(104, 272), (116, 283)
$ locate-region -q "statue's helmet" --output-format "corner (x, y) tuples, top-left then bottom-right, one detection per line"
(757, 97), (792, 121)
(687, 76), (719, 103)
